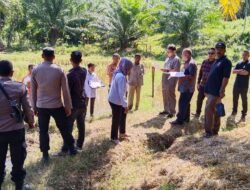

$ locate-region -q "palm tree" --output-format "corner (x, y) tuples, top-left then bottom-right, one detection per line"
(94, 0), (158, 51)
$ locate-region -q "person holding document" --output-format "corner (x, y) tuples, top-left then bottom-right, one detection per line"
(171, 48), (197, 125)
(159, 44), (181, 118)
(85, 63), (100, 117)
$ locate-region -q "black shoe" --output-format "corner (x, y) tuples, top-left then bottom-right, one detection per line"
(167, 114), (174, 118)
(159, 111), (169, 115)
(240, 116), (246, 122)
(231, 112), (237, 116)
(69, 147), (78, 156)
(15, 181), (24, 190)
(55, 151), (68, 157)
(41, 152), (50, 163)
(170, 120), (183, 125)
(203, 133), (213, 139)
(192, 113), (200, 118)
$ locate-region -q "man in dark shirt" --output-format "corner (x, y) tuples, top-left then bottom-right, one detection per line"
(204, 42), (232, 138)
(171, 48), (197, 125)
(194, 48), (216, 118)
(62, 51), (87, 152)
(232, 50), (250, 121)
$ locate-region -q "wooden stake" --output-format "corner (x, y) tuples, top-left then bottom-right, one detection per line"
(152, 66), (155, 97)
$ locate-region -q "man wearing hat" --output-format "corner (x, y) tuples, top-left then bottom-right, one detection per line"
(204, 42), (232, 138)
(31, 47), (77, 162)
(128, 53), (145, 110)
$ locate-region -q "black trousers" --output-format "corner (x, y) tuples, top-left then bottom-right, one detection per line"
(233, 87), (248, 116)
(109, 102), (127, 140)
(37, 107), (75, 153)
(0, 129), (26, 186)
(177, 92), (194, 123)
(86, 98), (95, 116)
(196, 86), (206, 116)
(62, 108), (86, 151)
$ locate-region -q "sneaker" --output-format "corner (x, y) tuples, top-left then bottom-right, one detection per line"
(111, 139), (120, 145)
(170, 120), (183, 126)
(76, 146), (83, 152)
(203, 133), (213, 139)
(69, 148), (78, 156)
(159, 111), (169, 115)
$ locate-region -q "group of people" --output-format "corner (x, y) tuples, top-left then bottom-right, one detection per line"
(0, 41), (249, 189)
(0, 48), (145, 189)
(159, 42), (249, 138)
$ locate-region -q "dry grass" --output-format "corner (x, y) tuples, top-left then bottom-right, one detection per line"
(1, 51), (250, 190)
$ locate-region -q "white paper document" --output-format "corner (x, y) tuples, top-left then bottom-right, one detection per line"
(89, 81), (105, 89)
(168, 72), (185, 79)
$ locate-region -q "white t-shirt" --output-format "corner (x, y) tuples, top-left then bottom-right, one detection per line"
(84, 72), (98, 98)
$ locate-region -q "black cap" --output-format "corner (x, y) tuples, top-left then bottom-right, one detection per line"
(42, 47), (55, 57)
(215, 42), (226, 49)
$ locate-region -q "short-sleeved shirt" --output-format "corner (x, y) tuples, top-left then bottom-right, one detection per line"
(234, 61), (250, 89)
(162, 55), (181, 89)
(84, 72), (98, 98)
(178, 59), (197, 93)
(205, 56), (232, 97)
(128, 63), (144, 86)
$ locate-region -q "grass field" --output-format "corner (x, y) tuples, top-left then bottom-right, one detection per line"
(0, 51), (249, 190)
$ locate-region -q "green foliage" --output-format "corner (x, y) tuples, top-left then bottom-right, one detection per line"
(94, 0), (160, 51)
(159, 0), (222, 49)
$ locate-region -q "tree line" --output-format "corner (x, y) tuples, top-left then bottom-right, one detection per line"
(0, 0), (247, 51)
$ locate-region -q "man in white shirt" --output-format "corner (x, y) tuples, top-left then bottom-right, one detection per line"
(84, 63), (98, 117)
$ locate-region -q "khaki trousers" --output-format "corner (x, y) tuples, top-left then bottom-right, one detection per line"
(128, 85), (141, 110)
(162, 74), (178, 114)
(204, 94), (221, 135)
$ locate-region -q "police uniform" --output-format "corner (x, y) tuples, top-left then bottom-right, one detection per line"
(0, 77), (34, 189)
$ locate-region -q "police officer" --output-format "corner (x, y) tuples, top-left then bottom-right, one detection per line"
(0, 60), (34, 190)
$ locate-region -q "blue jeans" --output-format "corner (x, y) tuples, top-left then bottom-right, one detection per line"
(177, 92), (194, 123)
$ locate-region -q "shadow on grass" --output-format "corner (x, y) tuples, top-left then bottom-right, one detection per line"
(167, 135), (250, 189)
(24, 138), (114, 190)
(132, 115), (169, 129)
(146, 118), (203, 152)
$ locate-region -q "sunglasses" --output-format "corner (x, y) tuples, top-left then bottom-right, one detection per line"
(208, 52), (215, 55)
